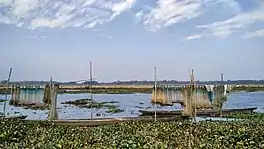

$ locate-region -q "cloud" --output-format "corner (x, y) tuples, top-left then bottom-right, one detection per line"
(0, 0), (136, 29)
(139, 0), (241, 32)
(242, 28), (264, 39)
(135, 10), (143, 23)
(184, 34), (203, 40)
(195, 4), (264, 38)
(1, 0), (262, 41)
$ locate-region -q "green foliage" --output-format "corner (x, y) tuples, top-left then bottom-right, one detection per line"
(232, 86), (264, 93)
(1, 119), (264, 148)
(106, 108), (124, 114)
(227, 112), (264, 120)
(62, 99), (119, 109)
(62, 99), (124, 114)
(0, 99), (6, 102)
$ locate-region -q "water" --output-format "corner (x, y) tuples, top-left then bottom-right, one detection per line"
(0, 91), (264, 120)
(223, 91), (264, 112)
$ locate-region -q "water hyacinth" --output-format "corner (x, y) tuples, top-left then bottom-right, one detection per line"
(1, 119), (264, 148)
(226, 112), (264, 120)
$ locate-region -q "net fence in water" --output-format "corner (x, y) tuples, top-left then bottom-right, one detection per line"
(151, 85), (230, 109)
(10, 85), (45, 105)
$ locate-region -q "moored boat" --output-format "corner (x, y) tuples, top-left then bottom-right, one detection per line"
(139, 107), (257, 117)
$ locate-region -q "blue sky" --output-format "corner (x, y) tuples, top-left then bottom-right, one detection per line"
(0, 0), (263, 82)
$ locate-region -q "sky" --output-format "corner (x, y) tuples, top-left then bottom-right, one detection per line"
(0, 0), (264, 82)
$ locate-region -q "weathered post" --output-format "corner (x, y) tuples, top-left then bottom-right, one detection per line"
(10, 85), (15, 104)
(48, 84), (59, 120)
(17, 86), (21, 104)
(43, 84), (51, 104)
(219, 73), (224, 118)
(154, 67), (157, 122)
(183, 86), (193, 117)
(90, 61), (93, 120)
(191, 69), (196, 122)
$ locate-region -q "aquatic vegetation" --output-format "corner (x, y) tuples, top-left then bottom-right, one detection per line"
(232, 86), (264, 92)
(62, 99), (119, 109)
(23, 104), (50, 110)
(62, 99), (124, 114)
(226, 112), (264, 120)
(61, 98), (93, 106)
(106, 108), (124, 114)
(1, 119), (264, 148)
(0, 99), (6, 102)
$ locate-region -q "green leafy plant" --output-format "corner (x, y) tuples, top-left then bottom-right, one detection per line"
(1, 119), (264, 148)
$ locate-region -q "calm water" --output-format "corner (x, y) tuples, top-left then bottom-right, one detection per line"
(0, 91), (263, 120)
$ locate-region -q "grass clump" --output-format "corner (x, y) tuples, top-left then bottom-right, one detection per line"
(62, 99), (124, 114)
(106, 108), (124, 114)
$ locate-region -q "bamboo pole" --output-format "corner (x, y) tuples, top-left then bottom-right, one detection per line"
(193, 70), (197, 122)
(190, 69), (196, 122)
(220, 73), (224, 118)
(154, 67), (157, 122)
(3, 68), (12, 119)
(90, 61), (93, 120)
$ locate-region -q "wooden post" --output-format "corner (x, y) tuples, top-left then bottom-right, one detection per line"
(10, 85), (14, 104)
(183, 87), (192, 117)
(90, 61), (93, 120)
(3, 68), (12, 118)
(14, 85), (19, 105)
(220, 73), (224, 118)
(43, 84), (51, 104)
(192, 69), (197, 122)
(49, 84), (59, 120)
(17, 86), (21, 104)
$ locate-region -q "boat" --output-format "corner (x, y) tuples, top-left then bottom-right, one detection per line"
(0, 115), (27, 120)
(139, 107), (257, 117)
(24, 116), (190, 127)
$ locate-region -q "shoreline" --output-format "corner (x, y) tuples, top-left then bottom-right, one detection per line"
(0, 85), (264, 95)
